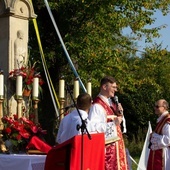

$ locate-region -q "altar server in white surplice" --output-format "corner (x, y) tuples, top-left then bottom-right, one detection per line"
(56, 93), (95, 144)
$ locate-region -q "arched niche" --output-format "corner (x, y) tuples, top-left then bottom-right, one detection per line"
(0, 0), (36, 19)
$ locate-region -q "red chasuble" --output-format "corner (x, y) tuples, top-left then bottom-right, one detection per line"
(93, 97), (129, 170)
(147, 114), (170, 170)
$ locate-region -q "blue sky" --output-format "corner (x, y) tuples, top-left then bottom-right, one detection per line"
(123, 10), (170, 54)
(141, 10), (170, 50)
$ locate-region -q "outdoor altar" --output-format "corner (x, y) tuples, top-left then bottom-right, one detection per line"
(0, 0), (53, 159)
(0, 1), (94, 170)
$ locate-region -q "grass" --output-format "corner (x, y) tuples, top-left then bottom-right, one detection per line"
(124, 128), (146, 170)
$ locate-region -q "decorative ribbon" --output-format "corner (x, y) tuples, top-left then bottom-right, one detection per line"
(30, 0), (60, 117)
(44, 0), (87, 93)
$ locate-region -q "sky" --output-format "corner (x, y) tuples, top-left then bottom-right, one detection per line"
(123, 10), (170, 54)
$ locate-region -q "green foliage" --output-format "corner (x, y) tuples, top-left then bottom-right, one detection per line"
(30, 0), (170, 82)
(29, 1), (170, 144)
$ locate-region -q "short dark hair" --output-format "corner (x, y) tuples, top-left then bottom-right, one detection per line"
(77, 93), (92, 110)
(100, 76), (116, 86)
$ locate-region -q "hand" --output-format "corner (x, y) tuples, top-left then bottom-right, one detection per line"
(151, 143), (162, 150)
(107, 115), (117, 121)
(150, 132), (163, 150)
(114, 116), (123, 125)
(118, 103), (123, 112)
(115, 103), (124, 116)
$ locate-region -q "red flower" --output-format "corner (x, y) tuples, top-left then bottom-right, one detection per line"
(19, 129), (30, 139)
(26, 79), (33, 85)
(39, 79), (44, 86)
(31, 125), (38, 133)
(8, 62), (44, 93)
(13, 114), (18, 120)
(2, 115), (47, 150)
(20, 72), (27, 77)
(16, 134), (22, 140)
(21, 117), (34, 125)
(5, 127), (11, 134)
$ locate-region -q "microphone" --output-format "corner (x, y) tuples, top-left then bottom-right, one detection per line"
(61, 104), (75, 111)
(114, 95), (123, 115)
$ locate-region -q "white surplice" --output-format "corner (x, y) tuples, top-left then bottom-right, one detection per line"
(56, 109), (95, 144)
(150, 111), (170, 170)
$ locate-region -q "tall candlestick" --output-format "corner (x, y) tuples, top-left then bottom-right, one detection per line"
(59, 98), (65, 120)
(73, 79), (79, 99)
(16, 75), (23, 96)
(33, 99), (39, 124)
(0, 74), (4, 96)
(59, 79), (65, 98)
(33, 77), (39, 98)
(86, 81), (92, 96)
(17, 99), (23, 118)
(0, 99), (4, 130)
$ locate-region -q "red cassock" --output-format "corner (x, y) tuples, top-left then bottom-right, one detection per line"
(45, 133), (105, 170)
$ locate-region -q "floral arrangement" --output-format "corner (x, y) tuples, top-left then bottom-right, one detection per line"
(1, 114), (47, 152)
(9, 62), (44, 95)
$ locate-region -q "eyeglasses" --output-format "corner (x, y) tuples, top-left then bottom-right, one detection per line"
(106, 84), (118, 89)
(111, 86), (118, 89)
(154, 105), (164, 109)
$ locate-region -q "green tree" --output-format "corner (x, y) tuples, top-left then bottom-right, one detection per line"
(122, 46), (170, 138)
(29, 0), (170, 144)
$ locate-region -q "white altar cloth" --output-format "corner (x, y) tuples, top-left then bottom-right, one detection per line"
(0, 154), (46, 170)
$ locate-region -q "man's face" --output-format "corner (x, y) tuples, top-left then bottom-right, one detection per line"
(154, 100), (166, 116)
(103, 82), (118, 98)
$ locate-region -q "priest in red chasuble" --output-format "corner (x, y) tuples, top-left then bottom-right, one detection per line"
(147, 99), (170, 170)
(89, 76), (129, 170)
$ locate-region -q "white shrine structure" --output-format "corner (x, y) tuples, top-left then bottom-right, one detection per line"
(0, 0), (36, 128)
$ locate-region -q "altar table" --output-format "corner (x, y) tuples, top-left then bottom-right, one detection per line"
(0, 154), (46, 170)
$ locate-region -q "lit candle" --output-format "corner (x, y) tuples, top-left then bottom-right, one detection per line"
(33, 77), (39, 98)
(73, 79), (79, 99)
(86, 81), (92, 96)
(16, 75), (23, 96)
(0, 74), (4, 96)
(59, 79), (65, 98)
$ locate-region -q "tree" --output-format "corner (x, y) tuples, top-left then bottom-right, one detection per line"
(30, 0), (170, 82)
(122, 46), (170, 137)
(29, 0), (170, 143)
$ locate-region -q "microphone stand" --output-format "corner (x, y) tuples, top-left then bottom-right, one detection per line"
(65, 82), (91, 170)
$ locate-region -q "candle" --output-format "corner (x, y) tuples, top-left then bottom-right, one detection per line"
(16, 75), (23, 96)
(86, 81), (92, 96)
(33, 77), (39, 97)
(59, 79), (65, 98)
(73, 79), (79, 99)
(0, 74), (4, 96)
